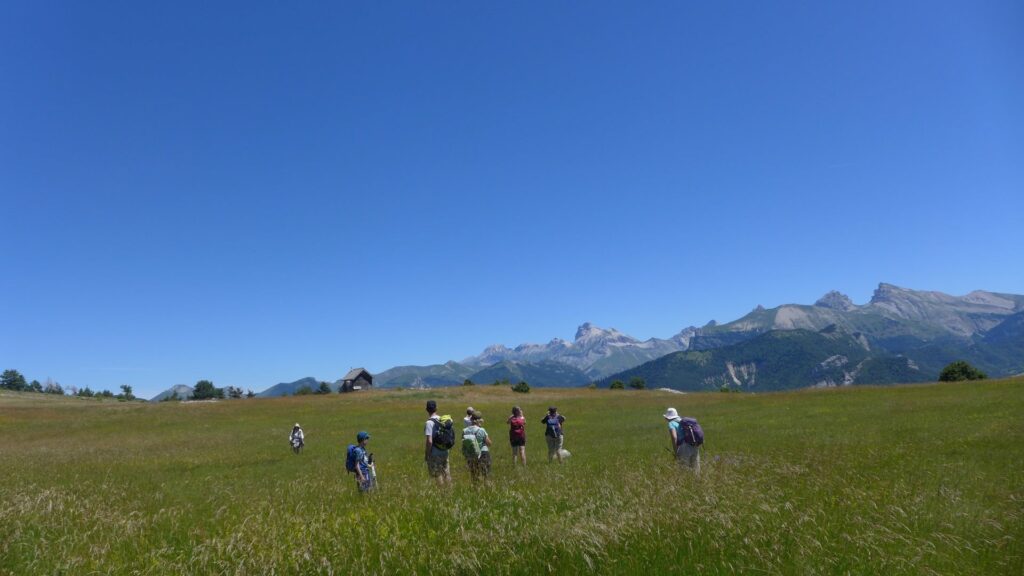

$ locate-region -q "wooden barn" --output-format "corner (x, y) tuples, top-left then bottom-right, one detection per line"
(339, 368), (373, 392)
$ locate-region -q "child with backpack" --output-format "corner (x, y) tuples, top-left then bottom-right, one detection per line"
(664, 407), (702, 474)
(541, 407), (566, 463)
(462, 410), (492, 482)
(508, 406), (526, 466)
(346, 431), (376, 492)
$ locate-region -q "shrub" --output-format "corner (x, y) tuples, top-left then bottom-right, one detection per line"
(610, 380), (625, 390)
(463, 379), (475, 386)
(628, 377), (646, 390)
(511, 381), (530, 393)
(295, 385), (314, 396)
(938, 361), (987, 382)
(192, 380), (223, 400)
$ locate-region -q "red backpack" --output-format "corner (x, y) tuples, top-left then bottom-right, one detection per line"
(509, 416), (526, 442)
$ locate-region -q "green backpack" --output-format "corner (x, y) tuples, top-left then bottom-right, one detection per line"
(462, 426), (482, 458)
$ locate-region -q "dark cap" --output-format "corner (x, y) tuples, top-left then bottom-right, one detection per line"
(357, 431), (370, 441)
(426, 400), (437, 413)
(548, 406), (557, 413)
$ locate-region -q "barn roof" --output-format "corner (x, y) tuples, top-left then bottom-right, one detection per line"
(342, 368), (372, 381)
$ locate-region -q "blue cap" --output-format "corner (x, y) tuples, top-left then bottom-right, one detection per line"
(357, 431), (370, 441)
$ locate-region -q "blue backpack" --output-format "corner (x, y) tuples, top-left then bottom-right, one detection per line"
(678, 417), (704, 447)
(345, 444), (359, 473)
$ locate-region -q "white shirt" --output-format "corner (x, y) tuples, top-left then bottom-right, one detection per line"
(425, 415), (439, 437)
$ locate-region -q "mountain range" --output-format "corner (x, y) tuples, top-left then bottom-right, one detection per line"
(151, 283), (1024, 399)
(376, 283), (1024, 391)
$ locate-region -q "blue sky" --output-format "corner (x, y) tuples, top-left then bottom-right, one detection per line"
(2, 1), (1022, 397)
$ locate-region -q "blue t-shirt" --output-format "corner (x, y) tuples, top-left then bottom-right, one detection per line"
(352, 445), (370, 475)
(542, 414), (564, 437)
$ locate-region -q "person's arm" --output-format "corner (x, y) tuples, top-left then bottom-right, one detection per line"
(669, 426), (678, 451)
(424, 421), (433, 461)
(484, 432), (492, 448)
(356, 450), (366, 481)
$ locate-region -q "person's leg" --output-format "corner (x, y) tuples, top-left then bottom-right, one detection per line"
(519, 445), (526, 466)
(480, 452), (491, 479)
(555, 435), (564, 463)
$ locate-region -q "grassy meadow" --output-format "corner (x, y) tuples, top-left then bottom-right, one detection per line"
(1, 379), (1022, 575)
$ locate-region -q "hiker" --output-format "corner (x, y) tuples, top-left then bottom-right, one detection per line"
(508, 406), (527, 466)
(462, 410), (492, 482)
(348, 431), (376, 492)
(424, 400), (454, 484)
(664, 407), (702, 474)
(289, 423), (305, 454)
(541, 407), (566, 463)
(463, 407), (475, 427)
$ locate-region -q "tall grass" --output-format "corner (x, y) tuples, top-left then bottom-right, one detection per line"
(1, 379), (1021, 574)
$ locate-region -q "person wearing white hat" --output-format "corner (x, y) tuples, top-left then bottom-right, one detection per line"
(663, 408), (681, 457)
(289, 423), (305, 454)
(664, 407), (701, 473)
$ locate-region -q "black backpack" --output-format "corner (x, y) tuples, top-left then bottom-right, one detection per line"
(432, 415), (455, 450)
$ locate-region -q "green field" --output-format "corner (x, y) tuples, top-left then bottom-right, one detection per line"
(2, 379), (1022, 575)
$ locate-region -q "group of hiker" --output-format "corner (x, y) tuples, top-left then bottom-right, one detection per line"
(422, 401), (569, 485)
(289, 400), (703, 493)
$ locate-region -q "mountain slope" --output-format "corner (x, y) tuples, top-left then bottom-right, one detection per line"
(601, 327), (929, 392)
(374, 362), (476, 389)
(150, 384), (194, 402)
(467, 360), (591, 388)
(257, 377), (330, 397)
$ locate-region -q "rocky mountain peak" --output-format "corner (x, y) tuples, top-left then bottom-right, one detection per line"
(815, 290), (856, 311)
(575, 322), (608, 341)
(870, 283), (908, 304)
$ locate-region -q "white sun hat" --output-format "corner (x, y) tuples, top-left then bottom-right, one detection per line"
(663, 408), (680, 421)
(294, 423), (301, 427)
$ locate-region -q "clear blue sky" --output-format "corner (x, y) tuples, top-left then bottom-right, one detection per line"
(2, 1), (1022, 397)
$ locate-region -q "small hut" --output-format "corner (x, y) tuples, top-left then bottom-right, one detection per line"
(339, 368), (373, 393)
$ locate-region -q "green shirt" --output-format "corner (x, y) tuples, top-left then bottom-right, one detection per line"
(464, 425), (489, 452)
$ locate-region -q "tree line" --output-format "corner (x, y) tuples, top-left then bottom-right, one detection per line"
(1, 369), (136, 400)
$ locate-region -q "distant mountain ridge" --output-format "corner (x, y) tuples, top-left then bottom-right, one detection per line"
(461, 322), (695, 379)
(380, 283), (1024, 390)
(151, 283), (1024, 396)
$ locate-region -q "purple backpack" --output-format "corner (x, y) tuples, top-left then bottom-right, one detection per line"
(678, 417), (704, 447)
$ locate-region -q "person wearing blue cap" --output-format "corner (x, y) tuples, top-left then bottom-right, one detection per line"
(352, 431), (375, 492)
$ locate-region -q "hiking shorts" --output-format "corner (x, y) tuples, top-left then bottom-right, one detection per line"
(546, 434), (563, 455)
(510, 435), (526, 448)
(357, 476), (376, 492)
(676, 442), (701, 473)
(467, 451), (492, 480)
(427, 449), (450, 479)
